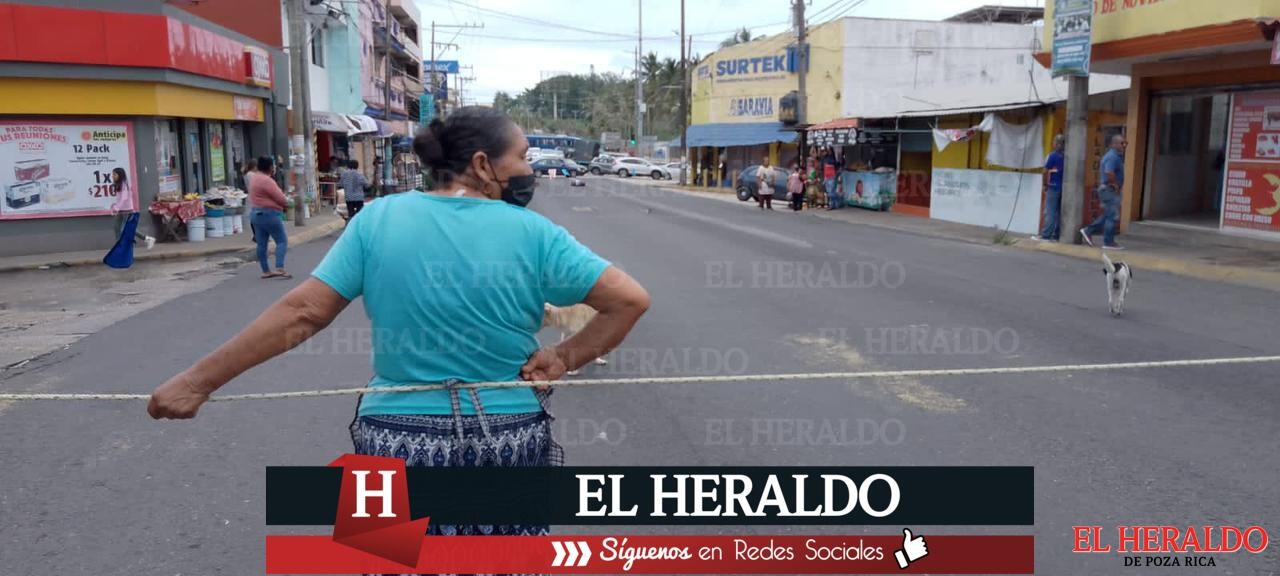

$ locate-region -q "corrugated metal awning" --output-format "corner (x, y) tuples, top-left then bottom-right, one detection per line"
(686, 122), (797, 147)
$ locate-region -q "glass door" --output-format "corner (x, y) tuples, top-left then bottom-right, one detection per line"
(1142, 92), (1229, 228)
(155, 119), (183, 199)
(182, 119), (205, 194)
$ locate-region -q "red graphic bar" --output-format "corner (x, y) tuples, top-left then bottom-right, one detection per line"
(266, 534), (1033, 574)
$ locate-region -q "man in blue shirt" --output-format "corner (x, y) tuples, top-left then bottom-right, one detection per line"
(1081, 134), (1127, 249)
(1036, 135), (1066, 241)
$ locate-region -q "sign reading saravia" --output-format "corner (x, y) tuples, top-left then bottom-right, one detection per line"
(727, 96), (775, 119)
(0, 121), (136, 220)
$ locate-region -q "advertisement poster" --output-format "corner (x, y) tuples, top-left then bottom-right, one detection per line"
(0, 121), (137, 220)
(209, 124), (226, 185)
(1223, 92), (1280, 233)
(1051, 0), (1092, 77)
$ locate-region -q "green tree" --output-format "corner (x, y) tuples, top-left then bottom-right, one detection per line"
(719, 27), (754, 48)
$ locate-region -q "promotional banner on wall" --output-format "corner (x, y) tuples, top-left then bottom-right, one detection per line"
(1051, 0), (1092, 77)
(930, 168), (1043, 235)
(0, 121), (137, 220)
(1222, 91), (1280, 234)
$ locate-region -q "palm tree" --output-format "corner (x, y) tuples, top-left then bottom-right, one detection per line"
(719, 27), (754, 48)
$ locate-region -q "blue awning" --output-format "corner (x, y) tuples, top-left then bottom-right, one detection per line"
(685, 122), (797, 147)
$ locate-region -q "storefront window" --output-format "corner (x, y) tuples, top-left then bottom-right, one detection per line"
(156, 119), (182, 198)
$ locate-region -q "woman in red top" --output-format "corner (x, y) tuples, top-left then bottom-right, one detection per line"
(249, 156), (292, 279)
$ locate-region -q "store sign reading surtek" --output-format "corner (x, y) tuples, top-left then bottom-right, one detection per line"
(712, 45), (809, 83)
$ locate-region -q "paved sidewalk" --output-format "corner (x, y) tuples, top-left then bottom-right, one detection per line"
(662, 185), (1280, 292)
(0, 211), (346, 273)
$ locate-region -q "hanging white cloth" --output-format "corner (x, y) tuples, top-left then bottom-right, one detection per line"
(932, 114), (996, 153)
(984, 114), (1044, 170)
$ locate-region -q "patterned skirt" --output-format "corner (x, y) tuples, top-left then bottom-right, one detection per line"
(349, 384), (561, 576)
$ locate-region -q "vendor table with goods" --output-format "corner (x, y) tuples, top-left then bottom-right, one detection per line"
(147, 186), (248, 242)
(148, 198), (205, 242)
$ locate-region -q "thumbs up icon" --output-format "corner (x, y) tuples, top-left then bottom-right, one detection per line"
(893, 528), (928, 569)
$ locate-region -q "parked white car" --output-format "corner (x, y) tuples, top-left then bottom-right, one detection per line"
(613, 157), (671, 180)
(664, 162), (687, 182)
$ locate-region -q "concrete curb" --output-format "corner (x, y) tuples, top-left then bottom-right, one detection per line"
(658, 184), (1280, 292)
(0, 218), (346, 273)
(1015, 238), (1280, 292)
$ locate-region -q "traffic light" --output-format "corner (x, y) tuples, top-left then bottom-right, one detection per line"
(629, 131), (636, 146)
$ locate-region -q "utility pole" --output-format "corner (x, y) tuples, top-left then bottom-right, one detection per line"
(429, 21), (480, 118)
(679, 0), (688, 185)
(1061, 75), (1089, 245)
(383, 0), (394, 195)
(635, 0), (644, 152)
(793, 0), (808, 126)
(286, 0), (313, 226)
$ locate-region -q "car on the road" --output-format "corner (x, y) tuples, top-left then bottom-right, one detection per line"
(530, 157), (576, 177)
(614, 157), (671, 180)
(664, 162), (687, 182)
(735, 165), (790, 201)
(563, 158), (588, 176)
(588, 155), (617, 175)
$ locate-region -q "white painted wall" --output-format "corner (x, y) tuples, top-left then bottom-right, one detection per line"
(308, 23), (332, 113)
(930, 168), (1043, 235)
(841, 19), (1044, 119)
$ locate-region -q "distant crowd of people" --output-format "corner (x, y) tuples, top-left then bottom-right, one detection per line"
(753, 147), (847, 213)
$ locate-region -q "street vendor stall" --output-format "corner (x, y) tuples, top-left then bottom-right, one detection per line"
(148, 197), (205, 243)
(808, 119), (899, 211)
(841, 130), (899, 211)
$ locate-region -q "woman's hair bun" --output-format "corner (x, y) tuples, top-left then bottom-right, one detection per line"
(413, 118), (448, 169)
(412, 106), (518, 187)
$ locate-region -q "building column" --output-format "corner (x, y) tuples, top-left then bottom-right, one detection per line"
(1121, 75), (1150, 234)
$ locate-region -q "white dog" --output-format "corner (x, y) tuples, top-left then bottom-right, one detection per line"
(1102, 253), (1133, 316)
(542, 303), (608, 375)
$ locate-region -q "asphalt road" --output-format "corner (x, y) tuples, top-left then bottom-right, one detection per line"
(2, 177), (1278, 575)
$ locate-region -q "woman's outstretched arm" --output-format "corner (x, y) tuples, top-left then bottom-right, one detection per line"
(148, 278), (350, 419)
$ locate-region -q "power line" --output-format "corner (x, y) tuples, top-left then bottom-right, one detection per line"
(435, 0), (636, 38)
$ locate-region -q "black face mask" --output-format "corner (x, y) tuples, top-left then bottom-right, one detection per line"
(494, 170), (538, 207)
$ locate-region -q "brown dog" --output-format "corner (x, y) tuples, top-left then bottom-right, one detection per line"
(543, 303), (608, 375)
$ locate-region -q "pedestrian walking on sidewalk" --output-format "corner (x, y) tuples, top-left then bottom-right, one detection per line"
(757, 156), (775, 210)
(338, 159), (369, 219)
(147, 106), (651, 546)
(1081, 134), (1126, 250)
(248, 156), (292, 279)
(1036, 135), (1066, 241)
(787, 164), (805, 212)
(109, 168), (155, 251)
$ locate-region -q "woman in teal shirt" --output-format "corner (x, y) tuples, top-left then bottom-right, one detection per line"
(148, 107), (651, 544)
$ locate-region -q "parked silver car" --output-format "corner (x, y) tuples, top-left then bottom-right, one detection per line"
(587, 155), (617, 175)
(614, 157), (671, 179)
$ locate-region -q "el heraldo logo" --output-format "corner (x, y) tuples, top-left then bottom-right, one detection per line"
(1073, 525), (1269, 568)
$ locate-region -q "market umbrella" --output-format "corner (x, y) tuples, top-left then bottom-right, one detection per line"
(103, 212), (140, 269)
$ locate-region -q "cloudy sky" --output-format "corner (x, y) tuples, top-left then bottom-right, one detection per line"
(414, 0), (1045, 105)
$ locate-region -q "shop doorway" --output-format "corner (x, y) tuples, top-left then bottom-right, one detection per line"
(182, 119), (205, 194)
(1142, 92), (1229, 229)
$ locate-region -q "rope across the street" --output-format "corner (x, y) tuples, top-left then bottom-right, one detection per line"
(1, 354), (1278, 402)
